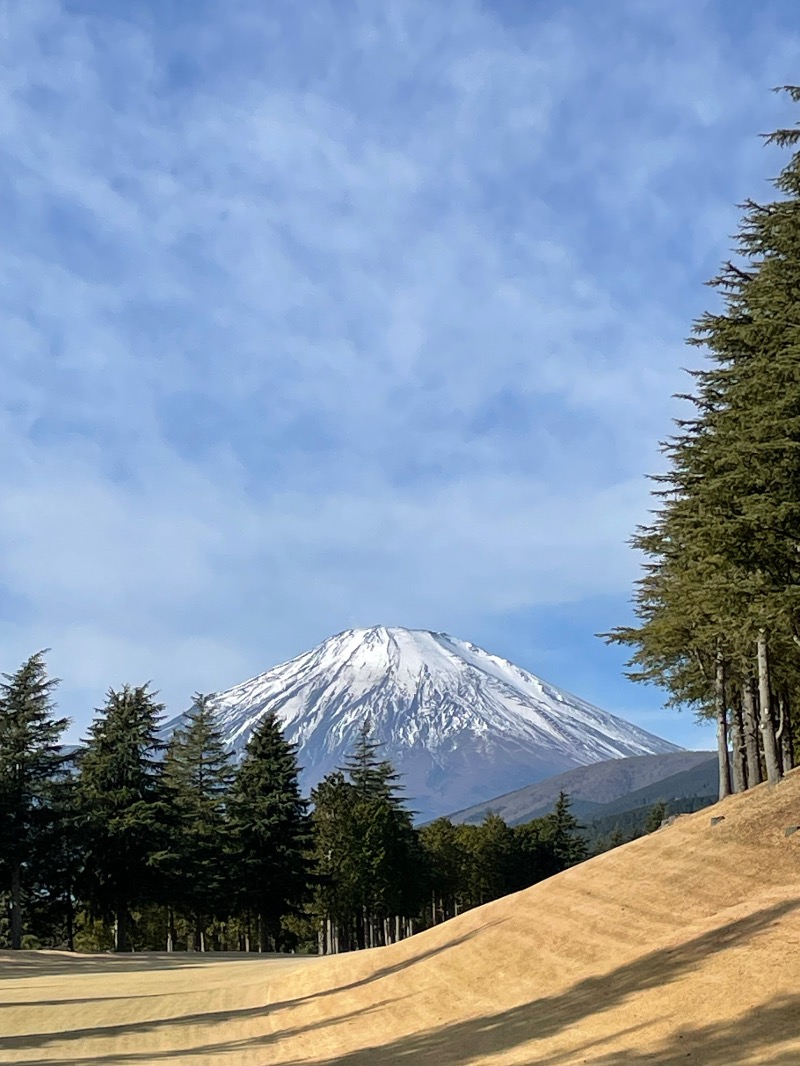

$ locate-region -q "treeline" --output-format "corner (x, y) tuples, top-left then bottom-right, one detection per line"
(0, 652), (588, 953)
(604, 87), (800, 797)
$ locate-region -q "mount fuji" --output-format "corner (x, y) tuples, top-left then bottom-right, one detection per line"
(162, 626), (681, 821)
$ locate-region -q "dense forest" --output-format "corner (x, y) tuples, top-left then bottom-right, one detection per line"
(0, 654), (591, 953)
(604, 87), (800, 797)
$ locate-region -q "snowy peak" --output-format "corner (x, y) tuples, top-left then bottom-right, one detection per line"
(163, 626), (681, 821)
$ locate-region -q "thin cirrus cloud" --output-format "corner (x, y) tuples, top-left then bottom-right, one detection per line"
(0, 0), (797, 746)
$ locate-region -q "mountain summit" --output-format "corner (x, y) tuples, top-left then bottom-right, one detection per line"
(163, 626), (680, 820)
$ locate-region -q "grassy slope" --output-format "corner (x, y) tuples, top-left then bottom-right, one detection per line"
(3, 768), (800, 1065)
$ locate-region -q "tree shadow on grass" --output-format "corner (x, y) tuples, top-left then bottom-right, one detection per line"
(264, 919), (501, 1014)
(0, 950), (307, 981)
(4, 901), (798, 1065)
(281, 896), (800, 1066)
(2, 996), (411, 1065)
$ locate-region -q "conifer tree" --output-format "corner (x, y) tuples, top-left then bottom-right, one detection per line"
(27, 759), (82, 950)
(606, 87), (800, 791)
(77, 683), (169, 951)
(162, 693), (235, 950)
(542, 791), (588, 870)
(418, 817), (463, 923)
(0, 652), (68, 949)
(229, 711), (310, 952)
(312, 723), (420, 951)
(644, 801), (668, 834)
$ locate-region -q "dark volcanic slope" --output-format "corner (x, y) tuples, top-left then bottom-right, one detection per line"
(448, 750), (716, 826)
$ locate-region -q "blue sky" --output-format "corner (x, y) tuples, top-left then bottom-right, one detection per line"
(2, 0), (798, 749)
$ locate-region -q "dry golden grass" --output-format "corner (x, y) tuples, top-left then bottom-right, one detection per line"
(2, 767), (800, 1065)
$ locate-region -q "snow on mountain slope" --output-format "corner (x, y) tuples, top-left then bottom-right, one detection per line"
(161, 626), (681, 821)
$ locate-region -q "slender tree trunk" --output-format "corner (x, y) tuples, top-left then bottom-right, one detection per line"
(395, 915), (401, 943)
(741, 678), (762, 786)
(65, 886), (74, 952)
(778, 692), (794, 772)
(715, 653), (731, 800)
(10, 863), (22, 950)
(757, 631), (782, 783)
(729, 694), (747, 793)
(114, 907), (129, 953)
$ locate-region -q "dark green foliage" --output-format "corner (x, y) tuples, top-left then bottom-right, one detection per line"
(541, 790), (588, 869)
(25, 762), (82, 950)
(644, 801), (668, 834)
(604, 87), (800, 792)
(586, 795), (716, 854)
(76, 684), (170, 951)
(0, 652), (68, 949)
(162, 693), (236, 948)
(312, 723), (422, 951)
(229, 710), (311, 951)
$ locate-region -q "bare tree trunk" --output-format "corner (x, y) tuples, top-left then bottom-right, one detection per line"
(10, 864), (22, 950)
(65, 885), (74, 952)
(729, 694), (747, 793)
(757, 631), (782, 783)
(114, 907), (129, 953)
(741, 678), (762, 786)
(715, 653), (731, 800)
(778, 691), (794, 772)
(395, 915), (402, 942)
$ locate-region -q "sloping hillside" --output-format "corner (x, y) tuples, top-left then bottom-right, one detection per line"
(448, 749), (715, 825)
(3, 769), (800, 1065)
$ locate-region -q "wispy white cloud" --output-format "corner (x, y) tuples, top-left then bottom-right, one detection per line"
(1, 0), (798, 745)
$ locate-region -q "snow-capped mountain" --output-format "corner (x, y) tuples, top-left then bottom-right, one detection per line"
(162, 626), (681, 821)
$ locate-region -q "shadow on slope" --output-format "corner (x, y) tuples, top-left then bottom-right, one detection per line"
(0, 951), (297, 981)
(287, 896), (800, 1066)
(0, 925), (492, 1059)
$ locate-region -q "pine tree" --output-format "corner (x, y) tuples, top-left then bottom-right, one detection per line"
(229, 711), (310, 952)
(311, 723), (420, 952)
(418, 817), (463, 924)
(542, 791), (588, 870)
(0, 652), (68, 949)
(311, 770), (359, 953)
(644, 801), (668, 834)
(76, 684), (169, 951)
(605, 88), (800, 792)
(162, 693), (235, 950)
(27, 760), (82, 950)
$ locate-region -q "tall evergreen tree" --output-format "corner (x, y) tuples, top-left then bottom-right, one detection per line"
(162, 693), (235, 950)
(0, 652), (68, 949)
(606, 88), (800, 791)
(542, 791), (588, 870)
(77, 683), (169, 951)
(229, 711), (310, 952)
(312, 723), (420, 952)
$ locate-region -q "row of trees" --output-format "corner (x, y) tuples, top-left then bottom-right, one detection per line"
(605, 87), (800, 797)
(0, 652), (589, 953)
